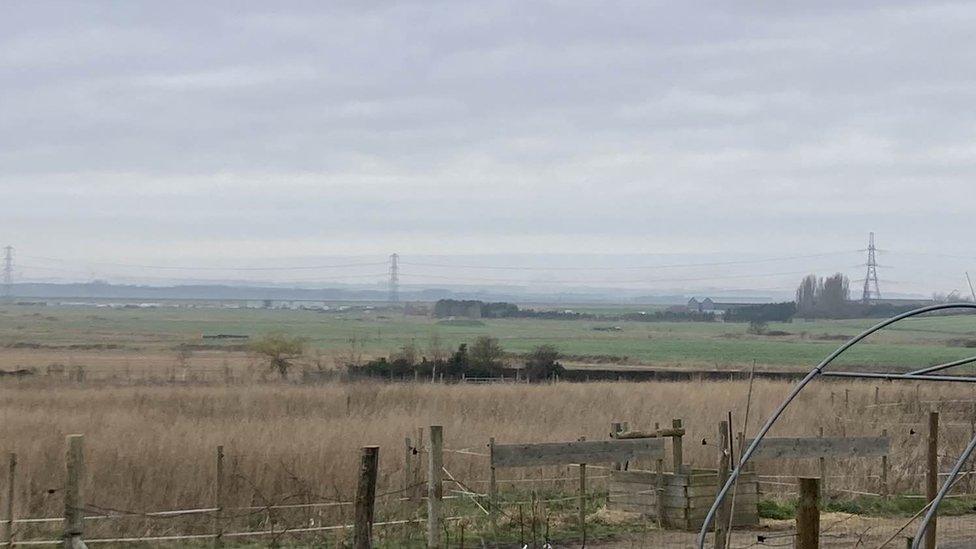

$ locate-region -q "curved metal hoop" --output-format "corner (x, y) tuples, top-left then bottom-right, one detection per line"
(912, 433), (976, 548)
(696, 302), (976, 548)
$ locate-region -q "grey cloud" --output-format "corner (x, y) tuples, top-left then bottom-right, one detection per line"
(1, 1), (975, 294)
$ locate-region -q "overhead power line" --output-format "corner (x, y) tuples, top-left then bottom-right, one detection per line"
(398, 250), (858, 271)
(397, 267), (847, 286)
(19, 255), (388, 271)
(18, 264), (389, 284)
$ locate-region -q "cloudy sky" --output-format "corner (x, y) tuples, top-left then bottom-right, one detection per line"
(2, 2), (975, 294)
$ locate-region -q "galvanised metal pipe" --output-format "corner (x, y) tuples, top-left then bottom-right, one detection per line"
(695, 303), (976, 549)
(821, 372), (976, 383)
(908, 354), (976, 376)
(912, 431), (976, 549)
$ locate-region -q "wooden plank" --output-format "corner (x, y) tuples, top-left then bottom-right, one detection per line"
(612, 470), (688, 486)
(611, 470), (757, 487)
(746, 437), (889, 461)
(607, 502), (757, 529)
(610, 490), (759, 510)
(492, 438), (665, 468)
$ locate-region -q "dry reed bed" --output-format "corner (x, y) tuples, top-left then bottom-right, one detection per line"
(0, 379), (972, 537)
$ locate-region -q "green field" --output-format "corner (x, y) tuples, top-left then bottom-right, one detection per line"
(2, 303), (976, 372)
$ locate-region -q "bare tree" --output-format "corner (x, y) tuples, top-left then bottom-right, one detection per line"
(427, 331), (446, 362)
(796, 274), (818, 316)
(250, 333), (307, 379)
(820, 273), (850, 315)
(469, 336), (505, 375)
(796, 273), (851, 317)
(394, 340), (418, 364)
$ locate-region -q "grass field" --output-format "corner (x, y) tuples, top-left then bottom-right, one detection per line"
(2, 304), (976, 544)
(0, 379), (973, 546)
(1, 304), (975, 374)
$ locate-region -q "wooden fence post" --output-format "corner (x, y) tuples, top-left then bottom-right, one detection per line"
(488, 437), (497, 528)
(925, 412), (938, 549)
(654, 422), (664, 529)
(969, 405), (976, 495)
(715, 421), (730, 549)
(796, 477), (820, 549)
(427, 425), (443, 549)
(5, 453), (15, 548)
(214, 445), (224, 547)
(875, 386), (880, 405)
(818, 427), (827, 501)
(578, 437), (587, 543)
(404, 437), (413, 500)
(414, 427), (424, 502)
(881, 429), (889, 499)
(63, 435), (84, 549)
(736, 432), (753, 474)
(672, 419), (684, 474)
(354, 446), (379, 549)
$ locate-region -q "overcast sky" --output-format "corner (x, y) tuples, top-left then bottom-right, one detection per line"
(2, 2), (975, 293)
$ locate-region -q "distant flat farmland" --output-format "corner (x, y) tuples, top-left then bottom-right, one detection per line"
(0, 303), (974, 375)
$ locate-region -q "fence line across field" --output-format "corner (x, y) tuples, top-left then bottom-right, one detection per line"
(4, 407), (976, 548)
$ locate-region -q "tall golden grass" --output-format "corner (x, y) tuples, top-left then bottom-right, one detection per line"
(0, 379), (971, 539)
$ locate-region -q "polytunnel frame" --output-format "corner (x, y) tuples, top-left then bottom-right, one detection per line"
(695, 302), (976, 549)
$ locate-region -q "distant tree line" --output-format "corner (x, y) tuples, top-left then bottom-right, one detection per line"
(433, 299), (591, 319)
(794, 273), (927, 319)
(724, 302), (797, 323)
(433, 299), (715, 322)
(348, 336), (565, 382)
(796, 273), (851, 318)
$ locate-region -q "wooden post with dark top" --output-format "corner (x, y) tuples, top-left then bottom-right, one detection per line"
(672, 419), (684, 474)
(654, 422), (664, 529)
(63, 435), (84, 549)
(427, 426), (444, 549)
(403, 436), (413, 501)
(925, 412), (938, 549)
(578, 436), (587, 543)
(796, 477), (820, 549)
(354, 446), (379, 549)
